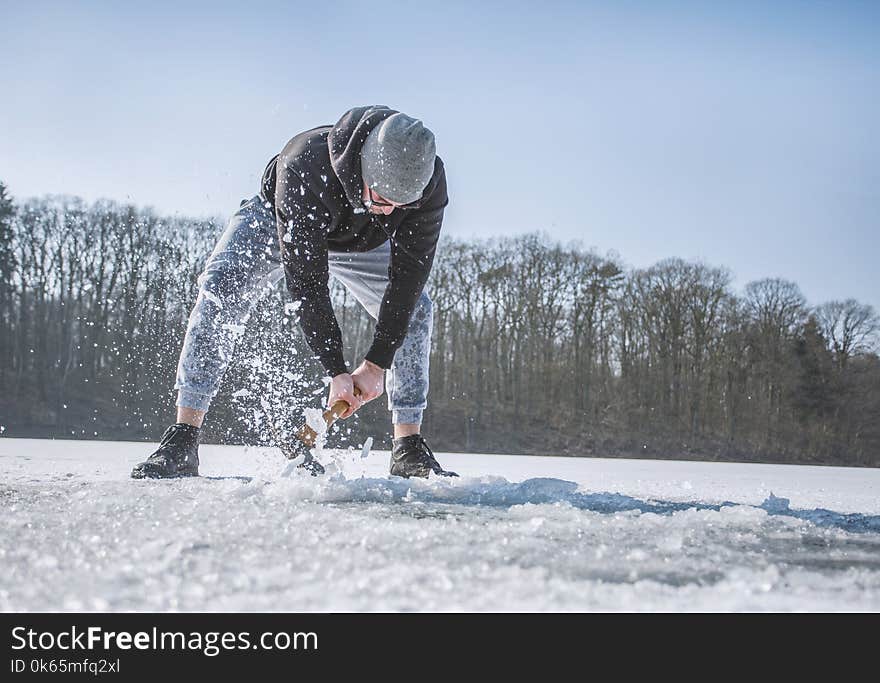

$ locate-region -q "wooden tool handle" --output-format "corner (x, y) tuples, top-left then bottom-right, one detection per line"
(295, 387), (362, 447)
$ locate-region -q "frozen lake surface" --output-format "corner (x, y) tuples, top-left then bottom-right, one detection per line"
(2, 438), (879, 612)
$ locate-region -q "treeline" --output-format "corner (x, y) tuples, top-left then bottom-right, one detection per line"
(1, 183), (878, 465)
(419, 238), (879, 464)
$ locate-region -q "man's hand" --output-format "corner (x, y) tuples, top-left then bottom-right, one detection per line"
(351, 360), (385, 404)
(328, 373), (363, 419)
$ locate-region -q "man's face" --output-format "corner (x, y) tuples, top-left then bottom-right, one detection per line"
(362, 181), (406, 216)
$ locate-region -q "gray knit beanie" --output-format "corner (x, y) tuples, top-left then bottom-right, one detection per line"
(360, 113), (436, 205)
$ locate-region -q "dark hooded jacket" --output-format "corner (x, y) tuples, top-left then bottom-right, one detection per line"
(260, 106), (448, 377)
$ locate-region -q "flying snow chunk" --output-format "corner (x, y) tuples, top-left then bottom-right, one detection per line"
(304, 408), (326, 437)
(201, 290), (223, 309)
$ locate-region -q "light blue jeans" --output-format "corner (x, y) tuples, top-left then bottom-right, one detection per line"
(174, 196), (432, 425)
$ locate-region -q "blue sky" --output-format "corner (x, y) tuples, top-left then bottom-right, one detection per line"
(2, 0), (878, 309)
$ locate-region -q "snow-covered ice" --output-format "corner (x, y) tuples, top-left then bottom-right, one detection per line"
(1, 438), (879, 612)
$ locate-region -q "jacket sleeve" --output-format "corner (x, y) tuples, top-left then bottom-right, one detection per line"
(275, 162), (348, 377)
(364, 171), (448, 369)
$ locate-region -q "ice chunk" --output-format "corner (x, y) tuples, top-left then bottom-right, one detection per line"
(201, 289), (223, 309)
(761, 493), (791, 514)
(303, 407), (326, 438)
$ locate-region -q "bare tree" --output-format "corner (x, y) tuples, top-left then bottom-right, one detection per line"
(815, 299), (880, 369)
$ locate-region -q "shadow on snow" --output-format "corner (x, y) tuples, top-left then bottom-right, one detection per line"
(275, 474), (880, 535)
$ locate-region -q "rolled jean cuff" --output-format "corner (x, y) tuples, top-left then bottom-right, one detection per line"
(176, 389), (213, 412)
(392, 409), (423, 426)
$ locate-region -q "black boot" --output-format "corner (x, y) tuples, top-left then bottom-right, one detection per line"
(390, 435), (458, 479)
(131, 423), (200, 479)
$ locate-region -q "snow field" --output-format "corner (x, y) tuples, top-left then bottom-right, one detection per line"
(1, 439), (879, 611)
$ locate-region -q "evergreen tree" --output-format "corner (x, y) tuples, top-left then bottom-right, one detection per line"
(0, 181), (16, 382)
(790, 316), (836, 456)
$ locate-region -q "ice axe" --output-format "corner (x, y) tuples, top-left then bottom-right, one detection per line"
(272, 387), (363, 476)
